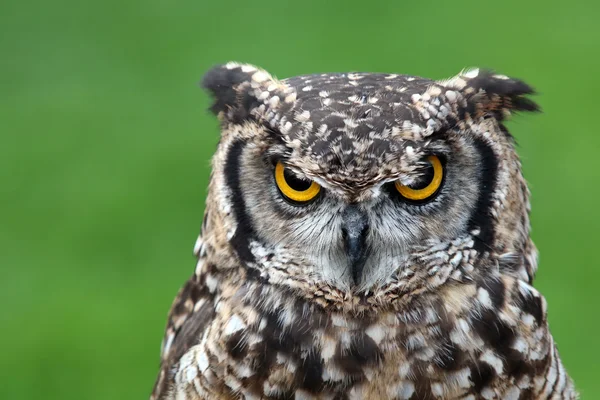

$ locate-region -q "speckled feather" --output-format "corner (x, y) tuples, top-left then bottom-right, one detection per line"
(150, 63), (576, 399)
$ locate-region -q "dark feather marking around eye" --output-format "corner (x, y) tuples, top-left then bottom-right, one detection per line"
(224, 140), (256, 262)
(468, 137), (499, 252)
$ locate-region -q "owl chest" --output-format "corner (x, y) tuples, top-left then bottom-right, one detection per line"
(195, 304), (477, 399)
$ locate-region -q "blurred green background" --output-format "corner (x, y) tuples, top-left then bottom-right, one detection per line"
(1, 0), (598, 398)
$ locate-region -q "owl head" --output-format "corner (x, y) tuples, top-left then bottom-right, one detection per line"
(200, 62), (539, 303)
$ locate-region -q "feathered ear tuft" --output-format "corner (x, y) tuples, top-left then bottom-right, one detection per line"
(438, 69), (540, 120)
(201, 62), (285, 123)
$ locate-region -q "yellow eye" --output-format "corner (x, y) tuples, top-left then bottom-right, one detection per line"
(274, 161), (321, 203)
(395, 155), (444, 201)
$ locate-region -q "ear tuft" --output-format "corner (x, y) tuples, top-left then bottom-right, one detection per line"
(439, 69), (540, 120)
(201, 62), (282, 123)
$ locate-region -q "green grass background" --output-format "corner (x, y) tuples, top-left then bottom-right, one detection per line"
(1, 0), (598, 398)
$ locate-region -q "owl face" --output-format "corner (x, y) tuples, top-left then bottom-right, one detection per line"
(203, 63), (538, 295)
(232, 130), (490, 291)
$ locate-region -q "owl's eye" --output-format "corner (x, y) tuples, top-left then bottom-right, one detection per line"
(274, 161), (321, 203)
(395, 155), (444, 201)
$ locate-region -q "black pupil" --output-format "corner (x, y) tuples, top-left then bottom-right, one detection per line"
(283, 168), (312, 191)
(408, 160), (435, 190)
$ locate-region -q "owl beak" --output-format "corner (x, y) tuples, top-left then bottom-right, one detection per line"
(341, 205), (369, 285)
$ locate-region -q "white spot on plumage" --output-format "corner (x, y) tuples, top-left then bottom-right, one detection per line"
(240, 64), (257, 73)
(252, 70), (269, 83)
(321, 337), (337, 359)
(179, 350), (194, 369)
(281, 121), (293, 134)
(205, 274), (218, 293)
(365, 324), (385, 345)
(163, 333), (174, 356)
(445, 90), (458, 102)
(451, 367), (472, 389)
(223, 374), (242, 391)
(463, 68), (480, 78)
(397, 381), (415, 399)
(185, 365), (198, 383)
(241, 390), (261, 400)
(224, 314), (246, 335)
(431, 382), (444, 396)
(197, 350), (209, 372)
(235, 363), (254, 378)
(294, 389), (318, 400)
(321, 365), (346, 382)
(331, 314), (349, 328)
(398, 363), (410, 378)
(477, 288), (492, 308)
(343, 118), (358, 128)
(224, 61), (240, 69)
(284, 92), (297, 103)
(295, 110), (311, 122)
(481, 387), (495, 399)
(269, 96), (280, 108)
(193, 235), (202, 256)
(193, 298), (206, 312)
(522, 313), (535, 327)
(480, 349), (504, 375)
(504, 386), (521, 400)
(428, 86), (442, 96)
(450, 318), (477, 350)
(406, 331), (426, 350)
(512, 337), (529, 354)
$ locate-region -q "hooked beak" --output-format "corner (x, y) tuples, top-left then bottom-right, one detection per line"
(341, 205), (369, 285)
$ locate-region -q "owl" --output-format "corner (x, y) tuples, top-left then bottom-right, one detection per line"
(150, 63), (577, 400)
